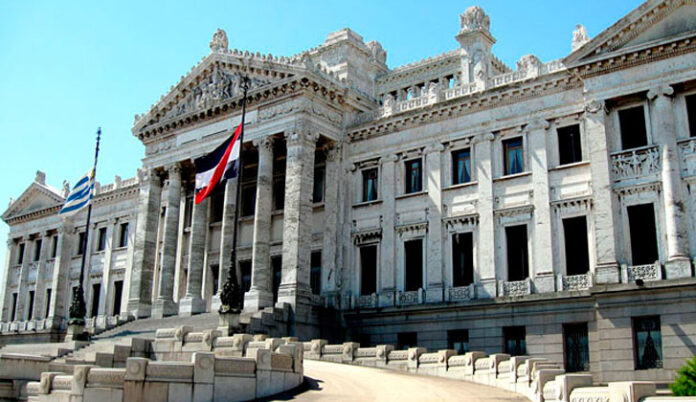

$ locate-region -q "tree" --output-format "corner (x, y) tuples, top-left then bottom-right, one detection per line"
(671, 356), (696, 396)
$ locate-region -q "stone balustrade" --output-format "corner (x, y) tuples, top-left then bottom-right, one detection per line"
(678, 137), (696, 178)
(621, 262), (663, 283)
(610, 145), (661, 183)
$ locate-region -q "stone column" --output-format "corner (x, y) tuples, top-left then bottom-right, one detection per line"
(96, 221), (115, 325)
(648, 85), (691, 278)
(153, 164), (182, 318)
(278, 128), (318, 309)
(585, 100), (620, 283)
(173, 187), (188, 304)
(179, 196), (209, 316)
(34, 231), (51, 320)
(127, 168), (163, 318)
(47, 223), (74, 329)
(473, 133), (497, 297)
(425, 142), (445, 303)
(212, 172), (238, 310)
(527, 118), (555, 292)
(244, 137), (275, 312)
(321, 145), (340, 297)
(15, 236), (30, 320)
(379, 154), (397, 307)
(1, 239), (14, 322)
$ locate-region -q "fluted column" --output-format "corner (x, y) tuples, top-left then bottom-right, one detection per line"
(153, 164), (182, 318)
(474, 133), (496, 297)
(47, 223), (74, 329)
(15, 236), (30, 320)
(425, 142), (445, 303)
(585, 100), (620, 283)
(127, 168), (163, 318)
(97, 220), (115, 322)
(321, 145), (340, 297)
(212, 170), (239, 310)
(379, 154), (397, 307)
(179, 195), (209, 316)
(244, 136), (275, 312)
(34, 231), (51, 320)
(1, 239), (14, 322)
(527, 118), (555, 292)
(278, 128), (318, 309)
(648, 85), (691, 278)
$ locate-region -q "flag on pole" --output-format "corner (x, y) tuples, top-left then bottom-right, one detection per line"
(194, 123), (242, 204)
(59, 169), (95, 216)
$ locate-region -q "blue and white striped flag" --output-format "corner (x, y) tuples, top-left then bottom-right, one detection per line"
(59, 169), (94, 217)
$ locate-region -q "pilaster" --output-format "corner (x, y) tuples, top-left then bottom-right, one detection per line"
(1, 239), (14, 321)
(473, 133), (496, 297)
(425, 142), (445, 303)
(47, 224), (74, 329)
(34, 231), (51, 320)
(213, 171), (238, 310)
(379, 154), (397, 306)
(321, 145), (340, 296)
(15, 236), (30, 320)
(179, 196), (209, 316)
(97, 220), (116, 321)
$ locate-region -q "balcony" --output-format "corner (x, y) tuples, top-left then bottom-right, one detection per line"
(678, 137), (696, 178)
(621, 262), (662, 283)
(610, 145), (661, 184)
(558, 273), (593, 291)
(498, 278), (532, 297)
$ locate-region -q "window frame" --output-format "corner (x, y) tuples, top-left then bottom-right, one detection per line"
(557, 123), (584, 166)
(615, 102), (652, 151)
(404, 158), (423, 194)
(96, 227), (107, 252)
(502, 137), (525, 176)
(451, 148), (472, 185)
(632, 315), (663, 370)
(358, 243), (379, 296)
(361, 167), (379, 203)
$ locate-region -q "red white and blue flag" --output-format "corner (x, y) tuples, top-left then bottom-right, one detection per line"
(194, 123), (242, 204)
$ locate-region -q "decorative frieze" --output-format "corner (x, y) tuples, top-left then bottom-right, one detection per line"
(560, 273), (593, 291)
(678, 138), (696, 178)
(610, 145), (661, 183)
(498, 278), (532, 297)
(448, 285), (472, 302)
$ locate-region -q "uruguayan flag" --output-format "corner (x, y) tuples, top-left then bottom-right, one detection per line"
(59, 170), (94, 216)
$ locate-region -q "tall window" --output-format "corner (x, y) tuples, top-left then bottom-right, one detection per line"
(112, 280), (123, 316)
(240, 261), (252, 293)
(618, 105), (648, 150)
(10, 293), (18, 321)
(96, 227), (107, 252)
(27, 291), (35, 320)
(564, 323), (590, 372)
(362, 168), (379, 202)
(627, 204), (659, 265)
(558, 124), (582, 165)
(563, 216), (590, 276)
(633, 316), (663, 369)
(313, 166), (325, 203)
(90, 283), (101, 318)
(687, 94), (696, 137)
(506, 225), (529, 281)
(183, 197), (193, 228)
(241, 184), (256, 217)
(452, 233), (474, 287)
(44, 289), (52, 318)
(452, 149), (471, 185)
(310, 251), (322, 295)
(273, 177), (285, 210)
(272, 256), (282, 303)
(210, 191), (225, 223)
(33, 239), (42, 261)
(210, 264), (220, 295)
(273, 149), (286, 211)
(118, 223), (129, 248)
(504, 326), (526, 356)
(503, 138), (524, 175)
(17, 243), (25, 265)
(404, 159), (422, 193)
(360, 245), (377, 295)
(404, 239), (423, 291)
(77, 232), (86, 255)
(50, 236), (58, 258)
(448, 329), (470, 355)
(397, 332), (417, 350)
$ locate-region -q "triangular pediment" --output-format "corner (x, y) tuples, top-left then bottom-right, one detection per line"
(2, 182), (65, 222)
(565, 0), (696, 66)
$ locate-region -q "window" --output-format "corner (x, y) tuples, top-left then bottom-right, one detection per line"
(452, 149), (471, 185)
(504, 326), (526, 356)
(404, 159), (422, 193)
(558, 124), (582, 165)
(240, 261), (252, 293)
(618, 106), (648, 150)
(404, 239), (423, 291)
(241, 184), (256, 217)
(118, 223), (129, 248)
(10, 293), (17, 321)
(360, 245), (378, 295)
(112, 281), (123, 316)
(17, 243), (25, 265)
(90, 283), (101, 318)
(45, 289), (52, 318)
(452, 233), (474, 287)
(272, 256), (282, 303)
(362, 168), (379, 202)
(313, 166), (325, 203)
(687, 94), (696, 137)
(397, 332), (417, 350)
(506, 225), (529, 281)
(563, 216), (590, 276)
(273, 177), (285, 210)
(210, 264), (220, 295)
(627, 204), (659, 265)
(27, 291), (35, 320)
(633, 316), (663, 369)
(184, 197), (193, 228)
(97, 227), (107, 252)
(503, 138), (524, 175)
(210, 191), (225, 223)
(34, 239), (42, 261)
(50, 236), (58, 258)
(77, 232), (86, 255)
(564, 323), (590, 372)
(448, 330), (470, 355)
(310, 251), (322, 295)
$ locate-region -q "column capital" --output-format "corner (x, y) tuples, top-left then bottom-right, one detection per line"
(424, 142), (445, 154)
(285, 130), (319, 147)
(137, 167), (162, 186)
(380, 154), (398, 165)
(524, 118), (550, 133)
(165, 162), (182, 175)
(6, 238), (14, 247)
(584, 99), (606, 115)
(647, 84), (674, 100)
(325, 144), (341, 162)
(252, 136), (275, 152)
(472, 132), (495, 144)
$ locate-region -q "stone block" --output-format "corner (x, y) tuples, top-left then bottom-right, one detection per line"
(255, 370), (272, 399)
(307, 339), (327, 359)
(124, 358), (148, 381)
(95, 352), (114, 368)
(342, 342), (359, 363)
(192, 353), (215, 384)
(70, 365), (91, 396)
(269, 370), (284, 396)
(608, 381), (656, 402)
(246, 348), (271, 370)
(193, 383), (213, 402)
(407, 347), (426, 371)
(213, 376), (255, 402)
(553, 374), (594, 402)
(83, 388), (123, 402)
(167, 382), (192, 402)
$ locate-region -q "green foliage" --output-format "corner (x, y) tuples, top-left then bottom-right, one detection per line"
(671, 356), (696, 396)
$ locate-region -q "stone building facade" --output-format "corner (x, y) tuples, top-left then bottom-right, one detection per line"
(2, 0), (696, 382)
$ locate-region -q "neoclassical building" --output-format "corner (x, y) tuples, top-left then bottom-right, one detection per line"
(2, 0), (696, 382)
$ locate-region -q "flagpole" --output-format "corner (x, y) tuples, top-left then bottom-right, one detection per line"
(69, 128), (101, 329)
(219, 76), (249, 314)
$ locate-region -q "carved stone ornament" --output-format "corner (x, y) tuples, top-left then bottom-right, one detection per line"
(647, 85), (674, 100)
(516, 54), (542, 74)
(253, 136), (275, 152)
(366, 41), (387, 65)
(209, 29), (228, 53)
(584, 100), (605, 114)
(525, 118), (550, 132)
(571, 24), (590, 52)
(460, 6), (490, 32)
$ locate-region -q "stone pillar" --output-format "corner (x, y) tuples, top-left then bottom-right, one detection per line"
(97, 220), (116, 320)
(212, 173), (238, 310)
(153, 164), (182, 318)
(244, 137), (275, 312)
(425, 142), (445, 303)
(278, 128), (318, 309)
(379, 155), (397, 306)
(179, 196), (209, 316)
(321, 145), (340, 296)
(647, 85), (691, 278)
(473, 133), (496, 297)
(585, 100), (620, 283)
(34, 231), (51, 320)
(127, 168), (163, 318)
(527, 118), (555, 292)
(47, 224), (74, 329)
(173, 187), (188, 304)
(15, 236), (31, 320)
(1, 239), (14, 321)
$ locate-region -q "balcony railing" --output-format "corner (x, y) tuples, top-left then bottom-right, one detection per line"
(621, 262), (662, 283)
(678, 137), (696, 178)
(498, 278), (532, 297)
(610, 145), (661, 182)
(559, 273), (593, 291)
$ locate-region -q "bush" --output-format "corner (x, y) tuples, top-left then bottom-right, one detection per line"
(671, 356), (696, 396)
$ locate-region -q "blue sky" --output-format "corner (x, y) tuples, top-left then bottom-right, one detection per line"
(0, 1), (642, 284)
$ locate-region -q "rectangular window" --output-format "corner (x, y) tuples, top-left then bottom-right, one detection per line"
(77, 232), (86, 255)
(360, 245), (378, 295)
(45, 289), (52, 318)
(34, 239), (42, 261)
(184, 197), (193, 228)
(563, 216), (590, 276)
(627, 204), (659, 265)
(17, 243), (25, 265)
(51, 236), (58, 258)
(452, 149), (472, 185)
(27, 291), (35, 320)
(564, 322), (590, 372)
(362, 168), (379, 202)
(91, 283), (101, 318)
(404, 159), (423, 193)
(404, 239), (423, 291)
(452, 233), (474, 287)
(112, 280), (123, 316)
(97, 227), (107, 252)
(558, 124), (583, 165)
(448, 329), (470, 355)
(687, 94), (696, 137)
(633, 316), (663, 369)
(313, 166), (325, 203)
(272, 256), (282, 303)
(310, 251), (322, 295)
(210, 191), (225, 223)
(118, 223), (129, 248)
(504, 326), (526, 356)
(506, 225), (529, 281)
(619, 105), (648, 150)
(211, 264), (220, 295)
(10, 293), (18, 321)
(397, 332), (417, 350)
(241, 184), (256, 217)
(240, 261), (252, 293)
(503, 137), (524, 175)
(273, 177), (285, 210)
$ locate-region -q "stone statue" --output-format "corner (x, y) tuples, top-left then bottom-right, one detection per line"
(428, 82), (440, 97)
(62, 180), (70, 197)
(516, 54), (542, 74)
(366, 41), (387, 64)
(209, 29), (228, 53)
(460, 6), (490, 33)
(572, 24), (589, 51)
(383, 94), (395, 110)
